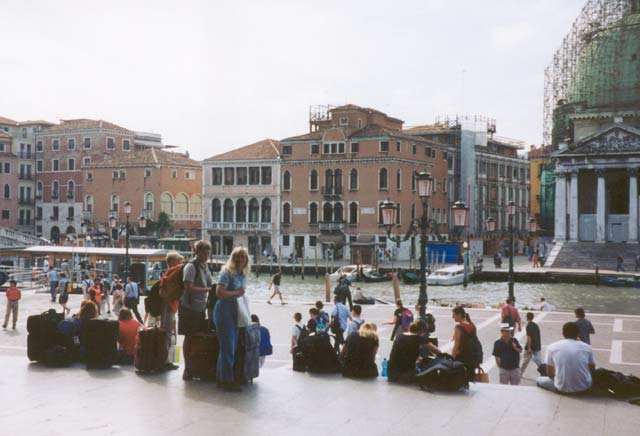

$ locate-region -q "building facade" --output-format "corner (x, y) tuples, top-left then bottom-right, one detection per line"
(528, 145), (554, 235)
(278, 105), (449, 264)
(202, 139), (281, 257)
(0, 129), (18, 230)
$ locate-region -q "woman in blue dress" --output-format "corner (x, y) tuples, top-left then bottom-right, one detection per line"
(214, 247), (250, 391)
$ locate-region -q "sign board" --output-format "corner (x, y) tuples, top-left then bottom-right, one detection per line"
(293, 208), (306, 215)
(361, 207), (376, 215)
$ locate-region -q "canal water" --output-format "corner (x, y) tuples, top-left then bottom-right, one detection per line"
(235, 273), (640, 315)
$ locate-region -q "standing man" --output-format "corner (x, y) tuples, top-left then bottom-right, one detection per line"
(616, 255), (625, 272)
(180, 240), (213, 381)
(331, 296), (350, 353)
(2, 279), (21, 330)
(267, 268), (285, 305)
(47, 266), (59, 303)
(501, 298), (522, 332)
(124, 276), (143, 323)
(159, 251), (184, 371)
(492, 324), (523, 385)
(521, 312), (542, 374)
(574, 308), (595, 345)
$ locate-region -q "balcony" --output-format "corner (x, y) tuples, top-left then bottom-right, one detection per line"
(67, 192), (75, 199)
(18, 173), (34, 180)
(204, 222), (273, 232)
(83, 211), (93, 221)
(66, 216), (74, 221)
(50, 215), (59, 221)
(18, 197), (33, 205)
(321, 186), (343, 198)
(51, 193), (59, 200)
(319, 221), (345, 232)
(18, 220), (32, 226)
(18, 153), (32, 159)
(171, 213), (202, 222)
(35, 193), (42, 199)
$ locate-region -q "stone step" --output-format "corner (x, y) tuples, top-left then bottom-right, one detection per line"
(551, 242), (640, 270)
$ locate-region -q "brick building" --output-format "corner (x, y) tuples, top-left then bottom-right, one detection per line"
(279, 105), (450, 264)
(0, 128), (18, 230)
(202, 139), (281, 257)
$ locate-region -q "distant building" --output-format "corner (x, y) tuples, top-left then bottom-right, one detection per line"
(528, 145), (554, 235)
(202, 139), (281, 257)
(0, 128), (18, 230)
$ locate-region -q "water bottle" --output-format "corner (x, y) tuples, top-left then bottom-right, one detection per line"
(381, 358), (388, 377)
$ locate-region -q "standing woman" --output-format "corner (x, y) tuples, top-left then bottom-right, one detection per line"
(214, 247), (251, 392)
(451, 305), (482, 380)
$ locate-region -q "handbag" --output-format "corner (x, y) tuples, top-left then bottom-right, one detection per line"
(236, 295), (251, 327)
(474, 367), (489, 383)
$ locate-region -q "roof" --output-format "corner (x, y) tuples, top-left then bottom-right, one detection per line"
(349, 124), (430, 143)
(0, 116), (18, 126)
(204, 139), (281, 161)
(280, 131), (324, 142)
(43, 119), (131, 133)
(87, 148), (200, 167)
(0, 130), (11, 139)
(19, 120), (55, 126)
(528, 145), (553, 158)
(403, 124), (450, 134)
(330, 104), (403, 124)
(18, 245), (168, 258)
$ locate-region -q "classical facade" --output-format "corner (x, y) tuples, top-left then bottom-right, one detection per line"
(202, 139), (281, 257)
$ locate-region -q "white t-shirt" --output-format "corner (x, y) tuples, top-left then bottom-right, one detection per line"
(545, 339), (594, 393)
(540, 301), (553, 312)
(291, 322), (306, 342)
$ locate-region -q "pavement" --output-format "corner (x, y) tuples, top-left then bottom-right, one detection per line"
(1, 291), (639, 436)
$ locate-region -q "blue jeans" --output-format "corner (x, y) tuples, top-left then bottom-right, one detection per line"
(213, 299), (238, 384)
(50, 281), (58, 301)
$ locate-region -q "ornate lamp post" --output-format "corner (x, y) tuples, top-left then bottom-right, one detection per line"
(527, 217), (538, 234)
(506, 200), (516, 301)
(381, 171), (433, 320)
(451, 200), (469, 287)
(109, 201), (133, 280)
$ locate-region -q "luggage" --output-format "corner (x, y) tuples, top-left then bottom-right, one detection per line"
(135, 327), (168, 373)
(27, 309), (64, 362)
(189, 332), (218, 381)
(299, 333), (341, 374)
(592, 368), (640, 399)
(43, 345), (72, 368)
(55, 318), (81, 362)
(416, 354), (469, 391)
(292, 351), (307, 372)
(144, 282), (163, 318)
(85, 319), (119, 369)
(234, 324), (260, 384)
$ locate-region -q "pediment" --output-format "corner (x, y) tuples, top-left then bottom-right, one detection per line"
(564, 125), (640, 155)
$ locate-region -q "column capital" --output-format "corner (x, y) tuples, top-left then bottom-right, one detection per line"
(570, 168), (579, 176)
(554, 170), (568, 179)
(595, 168), (607, 176)
(628, 167), (639, 177)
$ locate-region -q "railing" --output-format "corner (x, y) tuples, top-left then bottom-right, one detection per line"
(17, 220), (32, 226)
(18, 197), (32, 205)
(82, 211), (93, 221)
(67, 192), (74, 199)
(18, 173), (33, 180)
(204, 222), (272, 232)
(321, 186), (343, 197)
(18, 153), (32, 159)
(171, 213), (202, 221)
(66, 216), (74, 221)
(319, 221), (345, 232)
(0, 226), (47, 245)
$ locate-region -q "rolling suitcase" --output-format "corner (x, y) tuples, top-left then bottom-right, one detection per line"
(135, 328), (168, 373)
(27, 309), (64, 362)
(234, 324), (260, 384)
(189, 332), (218, 381)
(55, 318), (81, 362)
(43, 345), (72, 368)
(85, 319), (119, 369)
(415, 354), (469, 391)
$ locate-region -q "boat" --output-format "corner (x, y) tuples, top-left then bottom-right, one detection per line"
(329, 265), (374, 282)
(426, 265), (466, 286)
(361, 270), (393, 283)
(399, 270), (421, 285)
(598, 275), (640, 288)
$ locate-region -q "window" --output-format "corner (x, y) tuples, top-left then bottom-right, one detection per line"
(331, 143), (337, 154)
(261, 167), (272, 184)
(223, 199), (234, 222)
(310, 143), (319, 154)
(36, 182), (43, 197)
(112, 171), (119, 179)
(431, 149), (436, 158)
(323, 203), (332, 221)
(282, 145), (292, 155)
(3, 184), (9, 199)
(83, 137), (91, 149)
(282, 203), (291, 224)
(172, 170), (178, 179)
(412, 144), (417, 155)
(334, 202), (344, 222)
(339, 117), (348, 125)
(379, 168), (388, 190)
(0, 144), (4, 152)
(261, 198), (271, 223)
(282, 235), (290, 246)
(395, 204), (401, 225)
(443, 151), (448, 160)
(85, 195), (94, 212)
(67, 181), (75, 198)
(106, 137), (115, 150)
(350, 142), (359, 153)
(380, 141), (389, 153)
(36, 141), (43, 151)
(67, 206), (74, 220)
(396, 169), (401, 190)
(123, 139), (131, 151)
(249, 167), (260, 185)
(309, 235), (317, 247)
(85, 172), (93, 181)
(185, 171), (194, 180)
(236, 167), (247, 184)
(443, 177), (447, 193)
(283, 171), (291, 191)
(235, 199), (247, 223)
(52, 206), (59, 219)
(52, 181), (59, 198)
(3, 163), (9, 173)
(83, 157), (91, 166)
(111, 194), (119, 212)
(323, 143), (330, 154)
(21, 127), (27, 138)
(53, 159), (59, 171)
(396, 141), (401, 152)
(67, 138), (75, 150)
(68, 159), (75, 171)
(1, 210), (9, 220)
(338, 142), (345, 154)
(309, 202), (318, 224)
(119, 170), (126, 179)
(36, 207), (42, 219)
(411, 172), (416, 191)
(36, 160), (43, 172)
(349, 169), (358, 190)
(358, 119), (362, 129)
(309, 170), (318, 191)
(349, 202), (358, 225)
(52, 139), (60, 151)
(248, 198), (259, 222)
(211, 168), (222, 185)
(144, 168), (152, 178)
(425, 147), (431, 157)
(211, 199), (221, 222)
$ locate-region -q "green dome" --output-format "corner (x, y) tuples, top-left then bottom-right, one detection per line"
(567, 11), (640, 109)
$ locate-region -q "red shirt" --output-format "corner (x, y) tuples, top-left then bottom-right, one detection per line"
(5, 286), (21, 301)
(118, 319), (141, 355)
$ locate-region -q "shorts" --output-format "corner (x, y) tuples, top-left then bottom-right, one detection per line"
(59, 294), (69, 304)
(178, 304), (207, 336)
(273, 285), (281, 294)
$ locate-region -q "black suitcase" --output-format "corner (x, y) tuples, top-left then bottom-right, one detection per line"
(43, 345), (73, 368)
(292, 351), (307, 372)
(416, 355), (469, 391)
(300, 334), (341, 374)
(234, 325), (261, 384)
(85, 319), (119, 369)
(27, 309), (64, 362)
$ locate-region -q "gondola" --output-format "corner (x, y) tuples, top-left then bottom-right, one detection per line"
(598, 275), (640, 288)
(399, 270), (420, 285)
(361, 270), (393, 283)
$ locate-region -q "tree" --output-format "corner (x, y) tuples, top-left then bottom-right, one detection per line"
(152, 211), (173, 236)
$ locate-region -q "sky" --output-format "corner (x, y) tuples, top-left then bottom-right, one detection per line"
(1, 0), (585, 160)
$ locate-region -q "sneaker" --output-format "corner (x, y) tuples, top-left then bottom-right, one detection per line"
(2, 324), (6, 329)
(182, 370), (193, 381)
(12, 326), (16, 330)
(165, 363), (179, 371)
(267, 301), (272, 305)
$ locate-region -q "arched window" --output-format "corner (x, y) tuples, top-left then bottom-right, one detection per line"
(67, 180), (75, 199)
(323, 202), (332, 222)
(111, 193), (120, 212)
(334, 169), (343, 191)
(52, 181), (59, 198)
(144, 193), (154, 212)
(190, 194), (201, 218)
(211, 199), (221, 222)
(50, 226), (60, 244)
(309, 202), (318, 224)
(223, 199), (234, 222)
(3, 184), (9, 199)
(85, 195), (94, 212)
(349, 169), (358, 190)
(283, 171), (291, 191)
(324, 169), (333, 192)
(396, 169), (401, 190)
(261, 198), (271, 223)
(236, 198), (247, 223)
(160, 193), (173, 214)
(379, 168), (388, 190)
(349, 202), (358, 225)
(282, 203), (291, 224)
(66, 225), (75, 235)
(249, 198), (260, 222)
(334, 203), (344, 222)
(175, 193), (189, 215)
(309, 170), (318, 191)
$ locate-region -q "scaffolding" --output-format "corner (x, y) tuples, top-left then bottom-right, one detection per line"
(542, 0), (636, 145)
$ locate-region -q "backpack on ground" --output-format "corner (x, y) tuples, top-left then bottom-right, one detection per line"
(234, 324), (261, 384)
(144, 281), (163, 318)
(159, 263), (187, 301)
(400, 309), (414, 332)
(416, 354), (469, 391)
(592, 368), (640, 399)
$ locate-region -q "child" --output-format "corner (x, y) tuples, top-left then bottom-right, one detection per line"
(251, 314), (272, 368)
(3, 279), (22, 330)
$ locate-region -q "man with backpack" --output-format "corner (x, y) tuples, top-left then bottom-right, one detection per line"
(290, 312), (307, 354)
(345, 304), (365, 337)
(383, 299), (412, 341)
(501, 298), (522, 333)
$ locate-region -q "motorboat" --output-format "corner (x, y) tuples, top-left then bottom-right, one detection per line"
(329, 264), (374, 282)
(361, 270), (393, 283)
(399, 270), (420, 285)
(426, 265), (466, 286)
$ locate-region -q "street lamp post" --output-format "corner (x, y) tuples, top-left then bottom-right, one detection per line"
(506, 200), (516, 302)
(381, 171), (433, 321)
(451, 200), (469, 287)
(109, 201), (134, 281)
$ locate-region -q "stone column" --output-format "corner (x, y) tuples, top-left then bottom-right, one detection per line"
(554, 172), (567, 241)
(596, 169), (606, 243)
(569, 170), (579, 241)
(629, 168), (638, 243)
